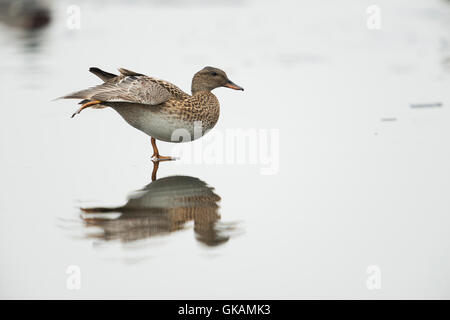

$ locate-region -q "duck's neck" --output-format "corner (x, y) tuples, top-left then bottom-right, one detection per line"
(191, 84), (212, 95)
(191, 74), (215, 94)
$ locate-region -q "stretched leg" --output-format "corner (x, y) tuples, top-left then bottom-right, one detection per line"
(151, 137), (175, 161)
(71, 100), (102, 118)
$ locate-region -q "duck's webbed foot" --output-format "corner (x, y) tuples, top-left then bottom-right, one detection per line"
(151, 154), (176, 162)
(71, 100), (102, 118)
(150, 137), (177, 162)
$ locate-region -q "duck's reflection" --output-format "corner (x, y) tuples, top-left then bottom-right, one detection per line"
(81, 162), (234, 247)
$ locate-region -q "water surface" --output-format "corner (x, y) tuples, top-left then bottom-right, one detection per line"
(1, 0), (450, 298)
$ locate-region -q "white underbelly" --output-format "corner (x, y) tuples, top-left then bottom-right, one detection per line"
(141, 114), (196, 142)
(112, 104), (210, 143)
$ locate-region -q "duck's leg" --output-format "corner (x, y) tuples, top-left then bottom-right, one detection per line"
(151, 160), (159, 181)
(151, 137), (175, 161)
(71, 100), (102, 118)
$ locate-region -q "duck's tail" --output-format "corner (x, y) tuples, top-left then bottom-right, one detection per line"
(88, 67), (117, 82)
(55, 67), (118, 117)
(54, 67), (117, 100)
(81, 206), (122, 213)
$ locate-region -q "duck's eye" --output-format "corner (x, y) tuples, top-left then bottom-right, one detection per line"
(211, 72), (218, 76)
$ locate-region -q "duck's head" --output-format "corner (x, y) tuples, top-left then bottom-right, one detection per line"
(192, 66), (244, 94)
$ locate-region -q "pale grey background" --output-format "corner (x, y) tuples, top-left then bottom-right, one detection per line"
(0, 0), (449, 298)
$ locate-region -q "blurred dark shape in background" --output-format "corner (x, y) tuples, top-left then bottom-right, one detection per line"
(410, 102), (443, 108)
(81, 175), (237, 247)
(0, 0), (51, 30)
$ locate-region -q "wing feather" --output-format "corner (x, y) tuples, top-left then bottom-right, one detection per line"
(86, 76), (173, 105)
(60, 69), (190, 105)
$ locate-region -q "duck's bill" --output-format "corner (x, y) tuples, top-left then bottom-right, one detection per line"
(224, 81), (244, 91)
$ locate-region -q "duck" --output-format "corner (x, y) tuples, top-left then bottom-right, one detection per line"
(58, 66), (243, 161)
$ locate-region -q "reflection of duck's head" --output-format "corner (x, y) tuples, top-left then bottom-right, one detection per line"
(81, 175), (231, 247)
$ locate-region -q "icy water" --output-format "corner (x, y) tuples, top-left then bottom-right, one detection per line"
(1, 0), (450, 299)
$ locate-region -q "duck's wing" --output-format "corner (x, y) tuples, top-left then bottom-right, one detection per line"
(61, 68), (190, 105)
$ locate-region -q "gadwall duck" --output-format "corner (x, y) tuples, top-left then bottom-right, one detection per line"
(58, 66), (243, 160)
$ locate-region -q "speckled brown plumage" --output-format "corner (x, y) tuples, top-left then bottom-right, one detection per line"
(160, 91), (221, 130)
